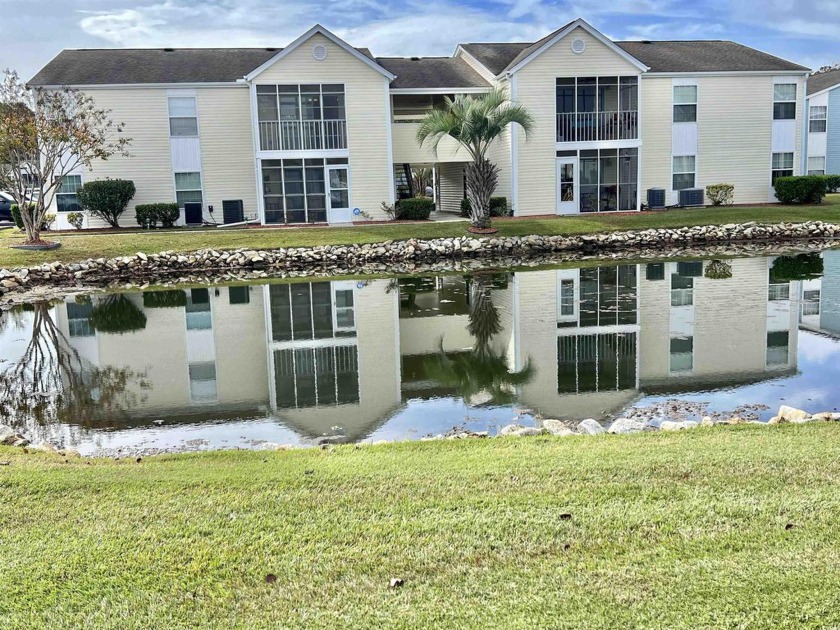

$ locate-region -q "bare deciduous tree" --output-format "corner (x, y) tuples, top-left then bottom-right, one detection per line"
(0, 69), (131, 244)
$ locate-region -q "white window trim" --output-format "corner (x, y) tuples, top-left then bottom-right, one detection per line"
(56, 173), (83, 213)
(772, 82), (797, 121)
(809, 105), (827, 133)
(671, 155), (696, 191)
(807, 155), (826, 175)
(167, 95), (200, 138)
(173, 171), (205, 210)
(672, 84), (698, 123)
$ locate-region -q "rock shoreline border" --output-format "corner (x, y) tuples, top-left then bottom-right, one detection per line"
(2, 220), (839, 306)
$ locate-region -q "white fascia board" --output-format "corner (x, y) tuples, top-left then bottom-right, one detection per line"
(32, 82), (246, 89)
(389, 87), (491, 94)
(644, 70), (810, 78)
(806, 83), (840, 100)
(244, 24), (395, 82)
(500, 18), (649, 79)
(453, 45), (498, 83)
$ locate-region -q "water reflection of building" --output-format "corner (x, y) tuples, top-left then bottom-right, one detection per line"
(799, 250), (840, 338)
(49, 254), (811, 437)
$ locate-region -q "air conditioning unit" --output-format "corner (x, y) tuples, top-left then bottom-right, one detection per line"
(222, 199), (244, 224)
(647, 187), (666, 209)
(678, 188), (704, 207)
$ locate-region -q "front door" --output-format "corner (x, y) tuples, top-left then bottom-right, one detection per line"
(327, 166), (351, 223)
(556, 158), (578, 215)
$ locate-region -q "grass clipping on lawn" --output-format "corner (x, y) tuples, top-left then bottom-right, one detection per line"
(1, 424), (839, 628)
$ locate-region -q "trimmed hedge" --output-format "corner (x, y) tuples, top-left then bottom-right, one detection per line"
(395, 197), (434, 220)
(820, 174), (840, 194)
(143, 290), (187, 309)
(773, 176), (825, 205)
(705, 184), (734, 206)
(460, 197), (510, 218)
(136, 203), (181, 229)
(77, 179), (136, 228)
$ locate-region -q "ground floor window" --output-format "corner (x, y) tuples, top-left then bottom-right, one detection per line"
(579, 148), (637, 212)
(261, 158), (347, 224)
(669, 336), (694, 373)
(771, 152), (794, 184)
(557, 332), (637, 394)
(672, 155), (696, 190)
(175, 172), (203, 208)
(766, 331), (789, 366)
(56, 174), (82, 212)
(807, 156), (826, 176)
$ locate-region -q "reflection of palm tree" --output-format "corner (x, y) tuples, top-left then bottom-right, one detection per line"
(0, 302), (149, 442)
(425, 273), (533, 405)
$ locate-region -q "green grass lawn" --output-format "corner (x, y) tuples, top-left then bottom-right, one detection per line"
(1, 196), (838, 269)
(2, 424), (839, 629)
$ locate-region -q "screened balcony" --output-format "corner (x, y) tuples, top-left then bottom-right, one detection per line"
(556, 76), (639, 143)
(257, 84), (347, 151)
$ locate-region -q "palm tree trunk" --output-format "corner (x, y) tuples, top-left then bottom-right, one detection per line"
(465, 158), (499, 229)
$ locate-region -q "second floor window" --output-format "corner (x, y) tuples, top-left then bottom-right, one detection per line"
(809, 105), (827, 132)
(257, 84), (345, 123)
(168, 96), (198, 136)
(773, 84), (796, 120)
(673, 85), (697, 122)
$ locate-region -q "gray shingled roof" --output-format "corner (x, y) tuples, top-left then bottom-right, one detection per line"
(461, 38), (807, 77)
(29, 46), (377, 86)
(808, 68), (840, 95)
(376, 57), (491, 89)
(616, 41), (808, 73)
(459, 43), (530, 76)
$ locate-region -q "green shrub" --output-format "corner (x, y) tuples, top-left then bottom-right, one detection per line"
(89, 295), (147, 334)
(770, 254), (824, 283)
(67, 212), (85, 230)
(396, 197), (434, 220)
(705, 184), (734, 206)
(460, 197), (510, 217)
(10, 203), (52, 230)
(142, 290), (187, 309)
(135, 203), (181, 229)
(704, 260), (733, 280)
(773, 176), (825, 205)
(820, 174), (840, 194)
(77, 179), (136, 228)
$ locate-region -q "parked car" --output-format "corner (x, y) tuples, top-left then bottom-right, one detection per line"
(0, 191), (16, 222)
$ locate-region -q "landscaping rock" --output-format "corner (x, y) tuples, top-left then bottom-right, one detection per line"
(576, 418), (605, 435)
(811, 412), (840, 422)
(30, 441), (59, 453)
(1, 426), (28, 447)
(700, 416), (715, 427)
(499, 424), (544, 437)
(660, 420), (699, 431)
(777, 405), (812, 424)
(607, 418), (647, 434)
(542, 419), (575, 437)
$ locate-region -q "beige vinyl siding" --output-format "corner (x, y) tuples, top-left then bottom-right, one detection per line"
(196, 88), (259, 221)
(514, 27), (642, 216)
(391, 122), (467, 164)
(696, 76), (775, 203)
(252, 33), (392, 220)
(55, 88), (174, 228)
(438, 162), (465, 213)
(639, 77), (672, 200)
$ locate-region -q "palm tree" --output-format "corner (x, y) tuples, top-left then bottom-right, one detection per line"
(416, 88), (533, 231)
(424, 273), (534, 405)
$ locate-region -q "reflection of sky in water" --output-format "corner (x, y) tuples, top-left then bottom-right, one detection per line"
(629, 330), (840, 421)
(2, 248), (839, 455)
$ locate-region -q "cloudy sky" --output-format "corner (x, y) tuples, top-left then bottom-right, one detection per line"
(1, 0), (838, 80)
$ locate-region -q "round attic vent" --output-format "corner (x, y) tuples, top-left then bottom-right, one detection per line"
(312, 44), (327, 60)
(571, 38), (586, 54)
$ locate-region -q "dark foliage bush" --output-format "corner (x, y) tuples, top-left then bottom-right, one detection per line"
(770, 254), (824, 282)
(77, 179), (136, 228)
(460, 197), (509, 217)
(135, 203), (181, 229)
(396, 197), (434, 220)
(89, 296), (147, 334)
(10, 203), (51, 230)
(142, 290), (187, 309)
(773, 176), (825, 205)
(819, 174), (840, 194)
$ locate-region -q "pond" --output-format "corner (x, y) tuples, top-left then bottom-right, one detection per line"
(1, 247), (838, 455)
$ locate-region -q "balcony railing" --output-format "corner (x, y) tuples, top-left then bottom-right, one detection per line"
(259, 119), (347, 151)
(556, 111), (638, 142)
